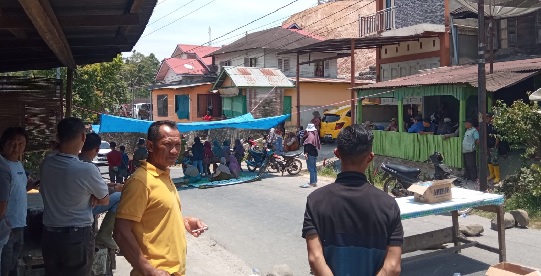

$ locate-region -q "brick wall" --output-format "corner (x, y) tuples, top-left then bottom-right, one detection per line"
(248, 88), (284, 119)
(395, 0), (444, 29)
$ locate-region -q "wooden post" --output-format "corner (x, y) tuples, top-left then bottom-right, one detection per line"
(350, 39), (356, 125)
(459, 97), (466, 141)
(496, 205), (507, 262)
(398, 97), (404, 132)
(296, 53), (301, 127)
(357, 96), (363, 124)
(478, 0), (488, 192)
(65, 68), (73, 117)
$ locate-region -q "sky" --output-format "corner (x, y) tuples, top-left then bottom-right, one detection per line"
(128, 0), (317, 60)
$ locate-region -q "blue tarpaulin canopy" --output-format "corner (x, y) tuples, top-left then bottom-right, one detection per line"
(97, 113), (290, 133)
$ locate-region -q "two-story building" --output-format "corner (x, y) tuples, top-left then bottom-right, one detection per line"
(152, 44), (222, 122)
(207, 25), (370, 127)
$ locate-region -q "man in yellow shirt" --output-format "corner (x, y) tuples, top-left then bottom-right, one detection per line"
(114, 121), (207, 276)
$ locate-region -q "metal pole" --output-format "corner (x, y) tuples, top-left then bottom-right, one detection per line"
(478, 0), (488, 192)
(296, 53), (301, 127)
(350, 39), (356, 125)
(65, 68), (73, 118)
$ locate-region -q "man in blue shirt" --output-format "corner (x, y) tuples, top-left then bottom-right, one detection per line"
(407, 116), (424, 133)
(0, 127), (39, 275)
(420, 118), (437, 135)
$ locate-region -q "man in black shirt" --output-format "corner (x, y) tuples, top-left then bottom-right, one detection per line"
(486, 113), (500, 183)
(302, 124), (403, 276)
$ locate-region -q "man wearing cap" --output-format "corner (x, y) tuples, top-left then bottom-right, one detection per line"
(436, 118), (454, 135)
(385, 118), (399, 132)
(462, 118), (479, 182)
(132, 138), (148, 169)
(419, 118), (437, 135)
(486, 113), (501, 183)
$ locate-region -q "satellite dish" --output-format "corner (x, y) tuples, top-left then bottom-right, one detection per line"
(530, 88), (541, 101)
(183, 64), (194, 70)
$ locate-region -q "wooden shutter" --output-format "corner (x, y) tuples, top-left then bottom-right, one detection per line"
(244, 58), (250, 67)
(197, 94), (208, 117)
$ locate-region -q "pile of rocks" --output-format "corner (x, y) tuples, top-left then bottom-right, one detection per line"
(491, 209), (530, 230)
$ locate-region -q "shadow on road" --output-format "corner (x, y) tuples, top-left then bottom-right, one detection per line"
(402, 253), (490, 275)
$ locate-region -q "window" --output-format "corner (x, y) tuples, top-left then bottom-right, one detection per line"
(314, 61), (324, 77)
(218, 60), (231, 71)
(508, 18), (517, 47)
(244, 57), (257, 67)
(197, 94), (222, 117)
(500, 19), (508, 48)
(175, 95), (189, 120)
(278, 58), (290, 75)
(157, 94), (168, 117)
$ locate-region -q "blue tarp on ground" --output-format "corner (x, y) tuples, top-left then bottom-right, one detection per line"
(97, 113), (290, 133)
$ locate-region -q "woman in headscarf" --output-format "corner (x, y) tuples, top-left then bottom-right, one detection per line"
(203, 141), (213, 176)
(233, 139), (245, 171)
(311, 111), (322, 132)
(301, 123), (321, 188)
(212, 157), (231, 181)
(211, 139), (223, 172)
(222, 139), (231, 160)
(228, 154), (241, 178)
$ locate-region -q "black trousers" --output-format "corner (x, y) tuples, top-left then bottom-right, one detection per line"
(463, 151), (478, 181)
(42, 226), (94, 276)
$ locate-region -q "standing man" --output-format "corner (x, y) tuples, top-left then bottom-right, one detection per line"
(114, 120), (207, 276)
(463, 118), (479, 182)
(0, 160), (11, 269)
(0, 127), (39, 276)
(40, 117), (110, 275)
(107, 141), (122, 183)
(133, 138), (148, 169)
(302, 125), (403, 276)
(486, 113), (501, 183)
(79, 132), (123, 250)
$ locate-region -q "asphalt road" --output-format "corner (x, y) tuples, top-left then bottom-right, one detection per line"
(177, 168), (541, 276)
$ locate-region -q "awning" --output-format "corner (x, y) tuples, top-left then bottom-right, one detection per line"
(98, 113), (290, 133)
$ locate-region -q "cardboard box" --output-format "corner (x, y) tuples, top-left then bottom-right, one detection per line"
(407, 179), (454, 204)
(486, 262), (541, 276)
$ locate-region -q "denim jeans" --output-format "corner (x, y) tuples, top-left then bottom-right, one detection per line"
(1, 227), (24, 276)
(192, 160), (203, 175)
(109, 168), (121, 183)
(0, 231), (10, 275)
(92, 192), (121, 216)
(307, 155), (318, 184)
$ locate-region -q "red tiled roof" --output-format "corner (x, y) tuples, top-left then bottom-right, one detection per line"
(176, 44), (219, 66)
(155, 58), (208, 81)
(355, 57), (541, 92)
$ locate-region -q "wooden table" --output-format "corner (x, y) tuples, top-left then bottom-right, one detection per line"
(396, 187), (506, 262)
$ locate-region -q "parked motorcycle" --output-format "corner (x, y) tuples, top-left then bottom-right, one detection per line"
(378, 152), (459, 197)
(245, 145), (274, 174)
(267, 150), (303, 176)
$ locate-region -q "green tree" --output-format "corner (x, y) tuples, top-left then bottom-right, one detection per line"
(492, 100), (541, 159)
(122, 50), (160, 99)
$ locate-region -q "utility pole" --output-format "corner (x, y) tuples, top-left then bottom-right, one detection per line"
(478, 0), (488, 192)
(209, 26), (212, 46)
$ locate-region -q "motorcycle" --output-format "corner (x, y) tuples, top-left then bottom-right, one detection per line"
(245, 145), (274, 174)
(267, 150), (303, 176)
(379, 152), (459, 197)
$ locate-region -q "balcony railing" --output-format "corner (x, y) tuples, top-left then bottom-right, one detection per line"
(359, 6), (396, 37)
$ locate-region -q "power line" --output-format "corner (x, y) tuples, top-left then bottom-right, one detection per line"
(148, 0), (197, 26)
(142, 0), (217, 38)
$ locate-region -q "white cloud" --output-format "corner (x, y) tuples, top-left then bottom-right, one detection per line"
(127, 0), (316, 60)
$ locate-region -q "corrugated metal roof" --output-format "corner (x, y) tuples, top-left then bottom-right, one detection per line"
(205, 27), (322, 57)
(355, 57), (541, 92)
(221, 67), (295, 88)
(153, 83), (212, 90)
